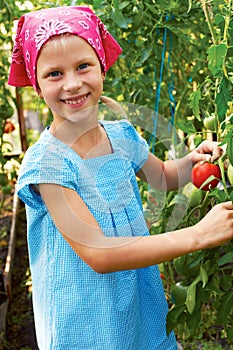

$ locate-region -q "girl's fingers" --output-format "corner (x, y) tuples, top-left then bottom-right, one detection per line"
(222, 201), (233, 210)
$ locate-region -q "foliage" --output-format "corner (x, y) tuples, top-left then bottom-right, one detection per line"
(150, 1), (233, 343)
(0, 0), (21, 211)
(0, 0), (233, 345)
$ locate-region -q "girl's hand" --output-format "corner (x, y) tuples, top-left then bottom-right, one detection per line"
(190, 140), (223, 165)
(195, 201), (233, 249)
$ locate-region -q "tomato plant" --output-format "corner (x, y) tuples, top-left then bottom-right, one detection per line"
(191, 161), (221, 191)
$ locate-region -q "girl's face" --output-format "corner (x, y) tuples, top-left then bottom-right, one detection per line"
(36, 35), (105, 125)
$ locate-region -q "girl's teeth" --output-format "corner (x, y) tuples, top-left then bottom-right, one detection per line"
(65, 96), (86, 104)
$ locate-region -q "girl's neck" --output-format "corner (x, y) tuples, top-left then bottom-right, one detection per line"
(50, 119), (112, 159)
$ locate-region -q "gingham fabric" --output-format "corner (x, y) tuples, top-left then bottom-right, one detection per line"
(17, 119), (177, 350)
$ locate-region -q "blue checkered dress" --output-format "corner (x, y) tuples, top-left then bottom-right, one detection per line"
(17, 119), (177, 349)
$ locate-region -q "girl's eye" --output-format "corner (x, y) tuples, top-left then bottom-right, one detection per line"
(49, 71), (61, 77)
(78, 63), (89, 70)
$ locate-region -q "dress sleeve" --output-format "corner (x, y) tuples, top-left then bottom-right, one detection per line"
(117, 119), (149, 173)
(17, 140), (77, 211)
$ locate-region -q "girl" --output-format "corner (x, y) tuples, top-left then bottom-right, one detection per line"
(8, 6), (233, 350)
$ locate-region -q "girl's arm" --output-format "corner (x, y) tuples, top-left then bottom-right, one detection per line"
(137, 140), (223, 191)
(39, 183), (233, 274)
(101, 96), (222, 191)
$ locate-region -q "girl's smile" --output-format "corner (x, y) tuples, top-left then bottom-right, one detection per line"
(61, 93), (89, 106)
(36, 34), (105, 126)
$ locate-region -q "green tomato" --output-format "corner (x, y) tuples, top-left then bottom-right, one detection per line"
(171, 282), (188, 305)
(203, 115), (217, 131)
(227, 164), (233, 186)
(182, 182), (203, 208)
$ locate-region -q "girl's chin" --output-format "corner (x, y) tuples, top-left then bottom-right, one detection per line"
(52, 109), (98, 125)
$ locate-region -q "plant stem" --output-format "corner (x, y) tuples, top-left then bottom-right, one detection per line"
(199, 190), (210, 218)
(222, 1), (231, 79)
(219, 153), (229, 197)
(224, 0), (233, 42)
(167, 261), (175, 284)
(200, 0), (218, 45)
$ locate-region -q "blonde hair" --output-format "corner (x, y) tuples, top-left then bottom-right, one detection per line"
(100, 96), (127, 118)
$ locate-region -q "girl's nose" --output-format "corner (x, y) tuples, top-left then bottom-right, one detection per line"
(63, 73), (82, 92)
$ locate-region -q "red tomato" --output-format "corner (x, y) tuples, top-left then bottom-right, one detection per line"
(191, 161), (221, 191)
(4, 120), (15, 134)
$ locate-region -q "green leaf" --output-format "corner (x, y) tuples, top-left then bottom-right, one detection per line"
(118, 1), (131, 10)
(217, 291), (233, 324)
(208, 188), (229, 203)
(199, 288), (211, 303)
(227, 326), (233, 341)
(186, 307), (201, 336)
(189, 90), (202, 121)
(113, 0), (119, 8)
(214, 14), (225, 26)
(93, 0), (102, 10)
(2, 184), (12, 195)
(185, 276), (201, 314)
(141, 47), (152, 64)
(205, 274), (222, 295)
(202, 259), (217, 276)
(166, 305), (186, 335)
(228, 19), (233, 46)
(186, 282), (197, 314)
(111, 9), (128, 28)
(226, 130), (233, 165)
(171, 282), (188, 305)
(220, 129), (233, 164)
(176, 120), (196, 134)
(215, 76), (232, 122)
(218, 252), (233, 267)
(220, 275), (232, 292)
(199, 264), (208, 288)
(207, 43), (227, 77)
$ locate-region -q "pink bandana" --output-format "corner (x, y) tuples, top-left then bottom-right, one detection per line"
(8, 6), (122, 91)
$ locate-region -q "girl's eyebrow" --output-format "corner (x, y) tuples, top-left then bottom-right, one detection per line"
(40, 55), (95, 72)
(45, 65), (62, 72)
(39, 66), (62, 77)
